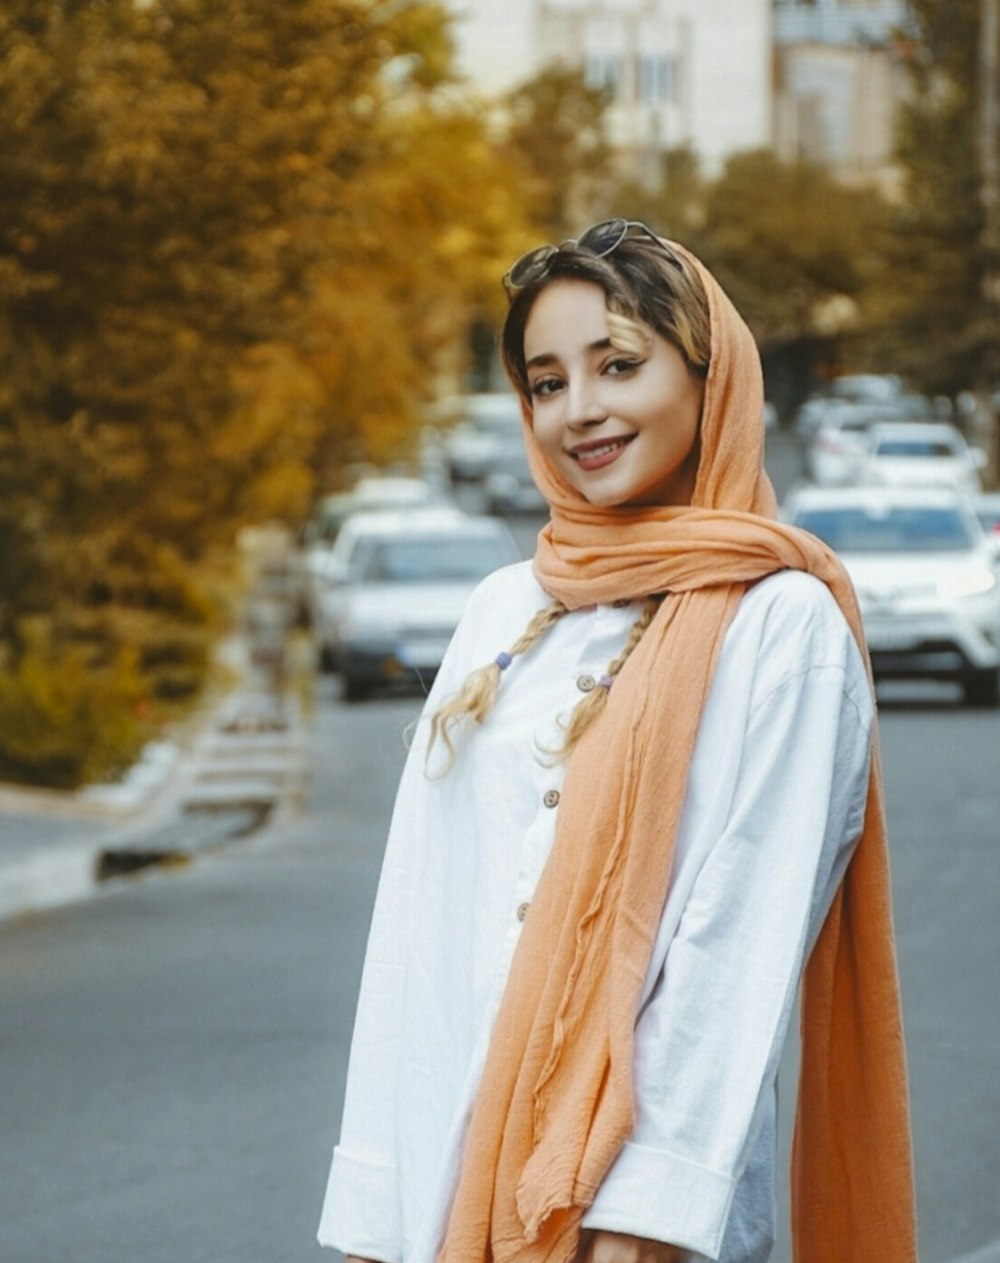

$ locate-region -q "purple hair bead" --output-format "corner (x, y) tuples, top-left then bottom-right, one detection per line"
(495, 651), (513, 671)
(598, 674), (614, 690)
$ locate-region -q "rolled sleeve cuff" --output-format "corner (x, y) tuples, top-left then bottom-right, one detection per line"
(317, 1147), (402, 1261)
(580, 1140), (735, 1260)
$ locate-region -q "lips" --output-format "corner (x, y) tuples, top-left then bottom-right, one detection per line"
(568, 434), (635, 471)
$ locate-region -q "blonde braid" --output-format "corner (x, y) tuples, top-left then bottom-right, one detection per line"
(554, 594), (663, 758)
(428, 599), (570, 770)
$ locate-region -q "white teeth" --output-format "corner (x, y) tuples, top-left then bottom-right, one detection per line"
(577, 439), (627, 460)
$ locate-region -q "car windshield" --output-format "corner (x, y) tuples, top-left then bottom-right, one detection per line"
(354, 536), (512, 583)
(873, 438), (958, 458)
(795, 506), (974, 553)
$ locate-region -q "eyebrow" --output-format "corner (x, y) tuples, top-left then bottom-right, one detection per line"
(525, 337), (614, 372)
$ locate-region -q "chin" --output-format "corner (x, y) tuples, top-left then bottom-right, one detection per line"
(572, 483), (625, 508)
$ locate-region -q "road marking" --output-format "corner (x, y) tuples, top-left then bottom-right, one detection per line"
(945, 1241), (1000, 1263)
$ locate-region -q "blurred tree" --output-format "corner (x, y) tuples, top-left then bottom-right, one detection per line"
(0, 0), (531, 785)
(611, 145), (707, 243)
(612, 147), (891, 347)
(868, 0), (999, 398)
(695, 150), (892, 350)
(612, 148), (895, 415)
(500, 65), (616, 239)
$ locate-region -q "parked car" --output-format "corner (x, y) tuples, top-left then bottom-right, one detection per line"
(298, 476), (442, 624)
(312, 507), (521, 699)
(804, 404), (942, 487)
(805, 410), (880, 486)
(483, 430), (547, 515)
(856, 422), (986, 496)
(972, 491), (1000, 541)
(793, 376), (930, 441)
(441, 393), (523, 485)
(784, 485), (1000, 705)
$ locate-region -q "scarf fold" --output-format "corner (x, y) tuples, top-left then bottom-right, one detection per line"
(439, 244), (917, 1263)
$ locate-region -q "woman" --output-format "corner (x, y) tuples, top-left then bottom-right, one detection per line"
(318, 221), (917, 1263)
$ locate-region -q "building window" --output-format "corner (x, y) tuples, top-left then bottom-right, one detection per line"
(585, 54), (623, 97)
(639, 54), (676, 104)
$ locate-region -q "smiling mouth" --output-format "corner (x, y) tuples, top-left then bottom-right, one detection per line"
(569, 435), (635, 470)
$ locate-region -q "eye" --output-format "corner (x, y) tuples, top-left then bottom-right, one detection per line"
(604, 356), (643, 377)
(528, 375), (564, 399)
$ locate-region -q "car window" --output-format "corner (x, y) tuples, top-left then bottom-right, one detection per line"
(795, 506), (974, 553)
(873, 438), (959, 458)
(352, 535), (514, 582)
(316, 509), (351, 542)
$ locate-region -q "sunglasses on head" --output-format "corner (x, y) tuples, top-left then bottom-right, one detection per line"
(502, 218), (676, 298)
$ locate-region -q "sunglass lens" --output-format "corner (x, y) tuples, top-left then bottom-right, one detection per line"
(576, 218), (628, 257)
(507, 244), (558, 290)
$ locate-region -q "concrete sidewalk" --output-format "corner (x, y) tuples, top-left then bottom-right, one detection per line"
(0, 795), (129, 921)
(0, 680), (312, 925)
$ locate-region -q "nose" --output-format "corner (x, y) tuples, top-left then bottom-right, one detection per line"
(563, 375), (607, 431)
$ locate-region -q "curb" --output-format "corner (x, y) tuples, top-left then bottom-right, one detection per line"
(0, 683), (311, 925)
(0, 841), (100, 923)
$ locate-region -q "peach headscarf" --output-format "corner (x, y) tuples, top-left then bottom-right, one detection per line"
(439, 244), (917, 1262)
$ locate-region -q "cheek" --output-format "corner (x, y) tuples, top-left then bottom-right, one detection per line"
(530, 410), (561, 455)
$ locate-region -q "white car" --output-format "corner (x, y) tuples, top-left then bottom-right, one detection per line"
(804, 405), (936, 487)
(805, 410), (879, 486)
(299, 477), (442, 623)
(313, 507), (521, 699)
(483, 429), (548, 516)
(793, 378), (930, 441)
(972, 492), (1000, 541)
(857, 422), (986, 496)
(784, 486), (1000, 706)
(440, 393), (523, 484)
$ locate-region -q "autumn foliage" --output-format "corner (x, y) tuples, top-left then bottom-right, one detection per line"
(0, 0), (533, 785)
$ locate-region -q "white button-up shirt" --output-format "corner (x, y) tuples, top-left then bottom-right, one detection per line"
(318, 563), (874, 1263)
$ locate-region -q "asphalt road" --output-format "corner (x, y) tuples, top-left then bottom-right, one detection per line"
(1, 662), (998, 1263)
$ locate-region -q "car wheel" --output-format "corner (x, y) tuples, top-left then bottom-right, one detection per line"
(962, 667), (1000, 708)
(342, 674), (372, 703)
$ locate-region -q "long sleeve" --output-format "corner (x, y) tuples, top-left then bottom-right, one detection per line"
(582, 578), (874, 1259)
(316, 724), (428, 1259)
(316, 576), (497, 1259)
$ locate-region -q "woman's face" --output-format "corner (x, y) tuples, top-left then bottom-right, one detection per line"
(522, 280), (705, 509)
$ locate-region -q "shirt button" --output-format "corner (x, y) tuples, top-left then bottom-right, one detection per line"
(576, 673), (596, 693)
(516, 901), (530, 922)
(543, 789), (560, 808)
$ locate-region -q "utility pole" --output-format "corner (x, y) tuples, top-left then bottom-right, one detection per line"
(983, 0), (999, 264)
(978, 0), (999, 479)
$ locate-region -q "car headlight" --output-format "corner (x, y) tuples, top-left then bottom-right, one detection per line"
(938, 569), (997, 600)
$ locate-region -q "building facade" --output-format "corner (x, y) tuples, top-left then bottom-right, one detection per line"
(773, 0), (912, 187)
(443, 0), (911, 185)
(445, 0), (773, 175)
